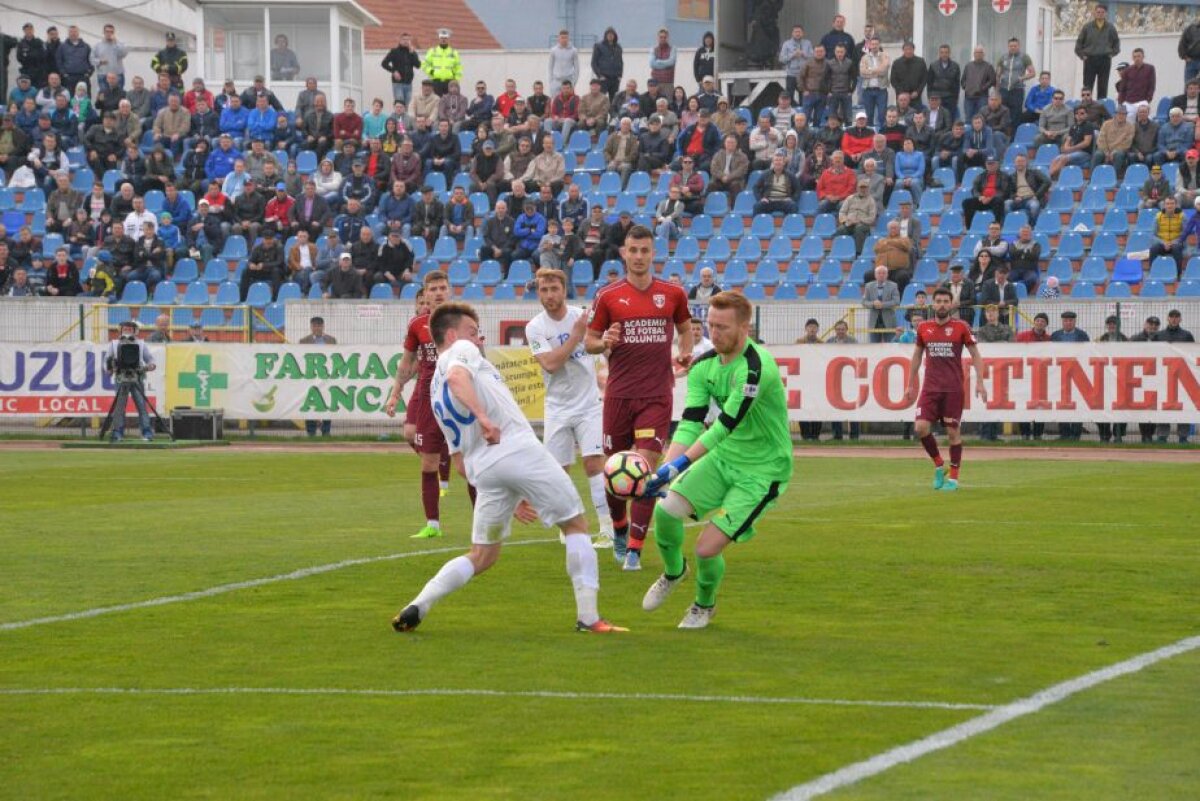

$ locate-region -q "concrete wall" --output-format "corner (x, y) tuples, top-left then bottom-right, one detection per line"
(1051, 33), (1190, 106)
(463, 0), (711, 51)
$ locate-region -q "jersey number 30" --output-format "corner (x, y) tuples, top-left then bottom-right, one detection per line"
(433, 381), (476, 448)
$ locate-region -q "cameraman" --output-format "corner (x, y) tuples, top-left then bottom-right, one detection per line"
(106, 319), (157, 442)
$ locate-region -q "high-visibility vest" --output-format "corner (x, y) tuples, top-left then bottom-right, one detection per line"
(422, 45), (463, 82)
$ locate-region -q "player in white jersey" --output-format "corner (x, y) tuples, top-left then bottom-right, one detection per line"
(526, 268), (614, 548)
(392, 302), (628, 634)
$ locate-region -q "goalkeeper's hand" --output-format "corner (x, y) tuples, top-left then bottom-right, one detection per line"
(641, 455), (691, 498)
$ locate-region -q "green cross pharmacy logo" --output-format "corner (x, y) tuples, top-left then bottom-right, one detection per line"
(177, 354), (229, 407)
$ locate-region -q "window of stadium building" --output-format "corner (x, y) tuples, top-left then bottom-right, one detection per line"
(204, 5), (332, 83)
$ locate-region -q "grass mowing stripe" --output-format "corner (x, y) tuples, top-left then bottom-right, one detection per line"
(768, 633), (1200, 801)
(0, 686), (999, 711)
(0, 538), (560, 632)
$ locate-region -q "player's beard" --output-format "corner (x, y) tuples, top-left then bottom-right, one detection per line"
(934, 308), (951, 322)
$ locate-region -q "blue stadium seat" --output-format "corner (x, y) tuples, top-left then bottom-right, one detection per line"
(213, 281), (241, 306)
(1067, 210), (1094, 233)
(1184, 258), (1200, 281)
(1046, 257), (1074, 284)
(1176, 280), (1200, 297)
(1014, 282), (1028, 300)
(781, 213), (806, 238)
(900, 283), (923, 305)
(743, 282), (766, 300)
(924, 235), (952, 261)
(674, 236), (701, 261)
(1089, 164), (1117, 191)
(754, 260), (782, 285)
(613, 192), (640, 215)
(172, 259), (199, 284)
(1090, 232), (1119, 260)
(806, 215), (835, 240)
(1071, 282), (1096, 299)
(1100, 208), (1128, 235)
(797, 236), (825, 262)
(815, 259), (843, 284)
(137, 307), (160, 326)
(307, 283), (324, 299)
(1148, 257), (1178, 283)
(1125, 231), (1152, 253)
(202, 259), (229, 284)
(220, 236), (248, 260)
(718, 213), (745, 238)
(19, 189), (44, 211)
(492, 283), (517, 300)
(596, 171), (622, 196)
(276, 282), (302, 302)
(750, 213), (776, 239)
(932, 167), (955, 189)
(180, 281), (208, 305)
(785, 260), (810, 285)
(806, 283), (831, 300)
(660, 259), (687, 282)
(432, 236), (458, 261)
(688, 214), (714, 239)
(71, 167), (94, 192)
(1079, 186), (1108, 213)
(705, 237), (731, 260)
(625, 172), (652, 195)
(913, 258), (940, 285)
(797, 191), (818, 216)
(829, 236), (857, 261)
(460, 283), (485, 300)
(571, 262), (593, 288)
(400, 283), (418, 299)
(967, 211), (994, 234)
(1105, 281), (1132, 298)
(837, 282), (862, 299)
(765, 234), (793, 261)
(476, 260), (503, 286)
(917, 191), (944, 214)
(152, 282), (177, 304)
(1113, 187), (1140, 213)
(470, 192), (490, 218)
(259, 303), (285, 332)
(507, 260), (533, 286)
(1056, 232), (1085, 260)
(1045, 187), (1075, 214)
(1000, 210), (1028, 236)
(938, 210), (964, 236)
(1034, 212), (1062, 236)
(1133, 209), (1158, 233)
(120, 281), (147, 304)
(1140, 280), (1168, 298)
(745, 170), (764, 193)
(774, 283), (799, 300)
(369, 283), (394, 300)
(732, 190), (756, 215)
(1078, 257), (1109, 284)
(1111, 257), (1143, 284)
(722, 259), (749, 285)
(1120, 163), (1149, 190)
(447, 258), (472, 285)
(1162, 162), (1179, 184)
(295, 150), (318, 174)
(1013, 123), (1038, 148)
(172, 307), (199, 327)
(1033, 144), (1059, 171)
(245, 282), (273, 307)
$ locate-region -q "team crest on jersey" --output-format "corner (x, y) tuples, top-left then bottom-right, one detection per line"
(944, 327), (953, 336)
(652, 293), (666, 308)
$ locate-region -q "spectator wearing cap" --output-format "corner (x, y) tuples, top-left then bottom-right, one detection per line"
(241, 224), (284, 300)
(1051, 310), (1089, 440)
(1115, 49), (1155, 113)
(469, 138), (505, 204)
(603, 209), (635, 261)
(1128, 315), (1163, 442)
(592, 28), (623, 99)
(0, 113), (31, 173)
(937, 263), (975, 321)
(1094, 314), (1129, 443)
(1156, 108), (1193, 166)
(963, 156), (1011, 229)
(840, 111), (875, 167)
(1093, 104), (1133, 173)
(512, 198), (547, 265)
(837, 177), (876, 255)
(694, 75), (721, 115)
(1156, 313), (1195, 439)
(151, 32), (188, 89)
(709, 133), (749, 201)
(1142, 163), (1171, 209)
(634, 113), (671, 173)
(1150, 195), (1186, 277)
(341, 158), (377, 212)
(673, 106), (719, 171)
(1174, 150), (1200, 211)
(326, 252), (366, 299)
(8, 74), (36, 108)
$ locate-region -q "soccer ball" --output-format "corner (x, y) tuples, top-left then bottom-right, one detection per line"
(604, 451), (651, 498)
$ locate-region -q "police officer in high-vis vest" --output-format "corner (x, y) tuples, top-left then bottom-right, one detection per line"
(422, 28), (463, 96)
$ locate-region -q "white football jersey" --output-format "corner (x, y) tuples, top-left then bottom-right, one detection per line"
(525, 306), (602, 419)
(430, 338), (541, 483)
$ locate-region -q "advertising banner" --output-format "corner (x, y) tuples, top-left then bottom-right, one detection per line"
(0, 343), (166, 416)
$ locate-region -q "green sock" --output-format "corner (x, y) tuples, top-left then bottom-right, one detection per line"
(653, 503), (686, 578)
(695, 554), (725, 608)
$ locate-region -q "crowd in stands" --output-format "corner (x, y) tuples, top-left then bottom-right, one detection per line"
(2, 13), (1200, 359)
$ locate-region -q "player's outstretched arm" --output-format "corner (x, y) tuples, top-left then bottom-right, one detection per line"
(446, 365), (500, 444)
(967, 342), (988, 402)
(903, 343), (924, 405)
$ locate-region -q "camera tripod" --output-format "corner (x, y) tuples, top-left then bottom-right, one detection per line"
(98, 378), (173, 442)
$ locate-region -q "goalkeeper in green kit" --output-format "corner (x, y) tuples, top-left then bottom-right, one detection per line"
(639, 292), (793, 629)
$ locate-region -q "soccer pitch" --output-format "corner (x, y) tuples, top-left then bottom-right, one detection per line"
(1, 448), (1197, 800)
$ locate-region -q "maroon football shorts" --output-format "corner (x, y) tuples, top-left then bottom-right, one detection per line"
(603, 394), (672, 454)
(915, 389), (964, 428)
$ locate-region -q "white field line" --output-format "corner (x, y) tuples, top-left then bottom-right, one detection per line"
(0, 538), (560, 633)
(0, 685), (997, 711)
(768, 634), (1200, 801)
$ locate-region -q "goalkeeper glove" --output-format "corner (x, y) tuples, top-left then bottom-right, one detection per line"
(642, 454), (691, 498)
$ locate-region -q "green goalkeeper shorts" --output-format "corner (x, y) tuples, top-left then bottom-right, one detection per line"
(670, 455), (788, 543)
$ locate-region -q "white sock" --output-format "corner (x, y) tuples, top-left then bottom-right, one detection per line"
(410, 555), (474, 617)
(564, 533), (600, 625)
(439, 480), (449, 491)
(426, 519), (440, 529)
(587, 473), (608, 519)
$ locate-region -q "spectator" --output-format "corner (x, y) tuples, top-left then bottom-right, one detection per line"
(799, 44), (830, 125)
(894, 138), (925, 204)
(1172, 81), (1200, 124)
(779, 25), (814, 105)
(381, 33), (422, 105)
(691, 30), (716, 90)
(857, 157), (886, 212)
(816, 149), (855, 213)
(322, 252), (362, 298)
(894, 198), (922, 254)
(711, 96), (737, 137)
(424, 118), (461, 184)
(939, 263), (975, 321)
(375, 227), (415, 291)
(521, 133), (565, 195)
(1093, 314), (1129, 443)
(928, 43), (962, 121)
(302, 93), (334, 157)
(90, 24), (128, 90)
(1013, 312), (1051, 439)
(837, 178), (876, 255)
(1128, 315), (1162, 442)
(1008, 225), (1042, 293)
(603, 117), (640, 184)
(602, 210), (634, 261)
(285, 228), (320, 292)
(649, 28), (676, 96)
(1049, 105), (1097, 179)
(16, 24), (48, 88)
(43, 247), (81, 296)
(1156, 107), (1193, 166)
(826, 44), (855, 126)
(1116, 49), (1155, 112)
(1050, 310), (1089, 440)
(592, 28), (623, 99)
(150, 31), (187, 89)
(437, 80), (469, 131)
(578, 205), (608, 279)
(963, 156), (1011, 228)
(753, 150), (799, 215)
(981, 92), (1012, 146)
(906, 290), (930, 326)
(872, 219), (913, 288)
(146, 313), (172, 343)
(270, 34), (299, 82)
(547, 29), (579, 89)
(708, 133), (749, 200)
(861, 265), (899, 343)
(481, 199), (517, 269)
(289, 179), (332, 240)
(1154, 310), (1195, 442)
(422, 29), (463, 96)
(976, 303), (1015, 346)
(674, 108), (719, 171)
(577, 79), (609, 136)
(388, 138), (422, 194)
(512, 198), (546, 265)
(960, 114), (997, 177)
(749, 109), (783, 169)
(961, 45), (997, 123)
(546, 80), (580, 141)
(240, 224), (283, 299)
(996, 38), (1035, 130)
(1034, 90), (1070, 147)
(1079, 84), (1114, 125)
(976, 263), (1019, 323)
(1075, 4), (1120, 99)
(55, 26), (92, 94)
(183, 322), (207, 343)
(1093, 105), (1133, 174)
(1150, 195), (1186, 278)
(1142, 163), (1171, 210)
(858, 37), (889, 129)
(1036, 274), (1061, 299)
(1176, 150), (1200, 208)
(827, 319), (859, 439)
(688, 266), (722, 303)
(840, 111), (874, 167)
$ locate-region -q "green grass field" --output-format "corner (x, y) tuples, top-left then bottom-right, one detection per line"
(1, 449), (1197, 800)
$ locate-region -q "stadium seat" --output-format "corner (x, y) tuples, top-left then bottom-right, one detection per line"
(137, 306), (160, 326)
(743, 283), (766, 300)
(1100, 208), (1128, 235)
(797, 191), (819, 216)
(785, 260), (810, 285)
(754, 260), (782, 286)
(1113, 187), (1140, 213)
(1176, 280), (1200, 297)
(1140, 280), (1168, 298)
(259, 303), (285, 332)
(217, 280), (250, 307)
(1000, 211), (1028, 236)
(307, 283), (323, 299)
(1033, 144), (1059, 171)
(750, 214), (775, 239)
(913, 258), (940, 285)
(1070, 282), (1096, 299)
(400, 283), (418, 299)
(369, 283), (394, 300)
(733, 236), (762, 261)
(705, 237), (732, 260)
(613, 192), (640, 215)
(172, 259), (199, 284)
(829, 236), (857, 261)
(432, 236), (458, 261)
(470, 192), (490, 218)
(571, 262), (593, 288)
(660, 259), (687, 282)
(1014, 282), (1028, 300)
(688, 214), (714, 239)
(1125, 231), (1152, 254)
(102, 169), (124, 194)
(220, 236), (248, 260)
(151, 282), (177, 305)
(722, 260), (749, 285)
(1034, 212), (1062, 236)
(810, 213), (838, 238)
(806, 283), (831, 300)
(967, 211), (994, 234)
(295, 150), (318, 174)
(1056, 232), (1085, 260)
(1088, 164), (1117, 191)
(507, 260), (533, 286)
(276, 282), (302, 302)
(476, 260), (503, 286)
(460, 283), (485, 300)
(1105, 281), (1132, 298)
(781, 213), (806, 238)
(447, 258), (472, 286)
(900, 283), (923, 305)
(492, 283), (518, 300)
(19, 190), (44, 212)
(172, 307), (198, 327)
(837, 282), (862, 299)
(596, 171), (622, 196)
(1183, 258), (1200, 281)
(732, 191), (756, 215)
(796, 236), (824, 262)
(1067, 210), (1094, 233)
(181, 281), (209, 306)
(1111, 257), (1144, 284)
(774, 283), (799, 300)
(1090, 232), (1119, 260)
(815, 259), (843, 285)
(1046, 257), (1074, 284)
(119, 281), (147, 304)
(1079, 186), (1108, 213)
(625, 172), (652, 195)
(765, 234), (793, 261)
(1013, 122), (1038, 147)
(245, 282), (273, 308)
(718, 213), (744, 238)
(71, 167), (94, 192)
(1121, 163), (1149, 190)
(932, 167), (955, 189)
(1148, 257), (1178, 283)
(1078, 257), (1109, 284)
(924, 235), (952, 261)
(1045, 187), (1075, 215)
(673, 236), (701, 262)
(938, 210), (964, 236)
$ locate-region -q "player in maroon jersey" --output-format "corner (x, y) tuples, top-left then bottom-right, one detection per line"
(903, 287), (988, 491)
(385, 270), (464, 538)
(585, 225), (693, 570)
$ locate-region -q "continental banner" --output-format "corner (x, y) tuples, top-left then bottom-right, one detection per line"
(0, 342), (167, 416)
(161, 344), (545, 421)
(678, 343), (1200, 423)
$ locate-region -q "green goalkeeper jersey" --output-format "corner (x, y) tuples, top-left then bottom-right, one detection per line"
(673, 340), (793, 481)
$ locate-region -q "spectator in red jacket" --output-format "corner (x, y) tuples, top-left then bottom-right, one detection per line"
(817, 150), (856, 213)
(840, 110), (876, 166)
(333, 98), (363, 148)
(1115, 49), (1156, 113)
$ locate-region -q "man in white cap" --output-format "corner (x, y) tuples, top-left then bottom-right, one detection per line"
(422, 29), (462, 96)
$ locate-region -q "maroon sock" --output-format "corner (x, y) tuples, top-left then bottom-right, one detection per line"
(628, 496), (655, 551)
(467, 482), (477, 507)
(920, 434), (944, 466)
(421, 471), (440, 521)
(438, 453), (450, 482)
(949, 444), (963, 480)
(606, 492), (627, 527)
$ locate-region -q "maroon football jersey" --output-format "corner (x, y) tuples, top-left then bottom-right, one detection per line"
(588, 278), (690, 400)
(915, 317), (976, 393)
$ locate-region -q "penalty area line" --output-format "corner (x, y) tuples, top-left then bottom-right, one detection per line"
(0, 538), (561, 633)
(0, 686), (998, 711)
(767, 633), (1200, 800)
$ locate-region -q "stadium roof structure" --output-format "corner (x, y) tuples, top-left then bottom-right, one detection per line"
(358, 0), (500, 51)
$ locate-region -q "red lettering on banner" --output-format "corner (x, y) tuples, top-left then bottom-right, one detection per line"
(872, 356), (911, 410)
(0, 395), (153, 414)
(826, 357), (868, 410)
(1025, 357), (1054, 409)
(986, 358), (1024, 410)
(1057, 357), (1107, 411)
(1162, 357), (1200, 411)
(1112, 357), (1157, 410)
(778, 358), (801, 408)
